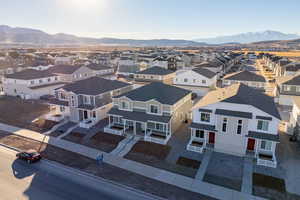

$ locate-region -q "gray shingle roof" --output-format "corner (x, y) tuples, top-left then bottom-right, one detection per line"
(116, 82), (191, 105)
(136, 66), (174, 75)
(189, 122), (216, 131)
(5, 69), (55, 80)
(192, 68), (216, 78)
(195, 83), (281, 120)
(215, 109), (253, 119)
(282, 75), (300, 85)
(247, 131), (280, 142)
(60, 77), (131, 95)
(224, 70), (266, 82)
(47, 65), (82, 74)
(86, 64), (111, 71)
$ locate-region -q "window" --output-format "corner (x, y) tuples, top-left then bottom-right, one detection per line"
(121, 101), (129, 110)
(195, 130), (204, 138)
(30, 80), (35, 85)
(202, 80), (206, 84)
(200, 112), (210, 122)
(39, 79), (43, 83)
(222, 118), (227, 133)
(285, 85), (291, 91)
(193, 79), (196, 83)
(47, 78), (51, 82)
(237, 120), (242, 134)
(155, 123), (164, 131)
(297, 87), (300, 92)
(55, 77), (58, 81)
(60, 92), (66, 100)
(260, 140), (272, 151)
(60, 106), (65, 112)
(92, 111), (96, 118)
(184, 78), (188, 82)
(150, 105), (159, 114)
(257, 120), (269, 131)
(83, 96), (89, 104)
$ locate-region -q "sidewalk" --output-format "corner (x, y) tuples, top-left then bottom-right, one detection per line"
(0, 122), (266, 200)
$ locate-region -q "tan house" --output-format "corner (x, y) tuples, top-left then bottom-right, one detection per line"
(134, 66), (176, 84)
(104, 82), (192, 144)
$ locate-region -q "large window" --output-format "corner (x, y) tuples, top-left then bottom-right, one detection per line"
(222, 118), (228, 133)
(200, 112), (210, 122)
(195, 130), (204, 138)
(236, 120), (242, 134)
(260, 140), (272, 151)
(184, 78), (188, 82)
(257, 120), (269, 131)
(121, 101), (129, 110)
(150, 105), (159, 114)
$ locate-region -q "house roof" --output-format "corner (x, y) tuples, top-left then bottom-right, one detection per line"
(60, 76), (131, 95)
(116, 82), (191, 105)
(46, 65), (82, 74)
(5, 69), (55, 80)
(189, 122), (216, 131)
(247, 131), (280, 142)
(281, 75), (300, 85)
(86, 64), (111, 71)
(223, 70), (266, 82)
(192, 68), (216, 78)
(284, 63), (300, 72)
(136, 66), (174, 75)
(194, 83), (281, 120)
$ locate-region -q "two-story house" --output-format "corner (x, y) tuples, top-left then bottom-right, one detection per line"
(188, 83), (281, 168)
(2, 69), (65, 99)
(222, 70), (266, 91)
(173, 68), (217, 96)
(275, 75), (300, 106)
(134, 66), (176, 84)
(49, 77), (132, 128)
(104, 82), (192, 144)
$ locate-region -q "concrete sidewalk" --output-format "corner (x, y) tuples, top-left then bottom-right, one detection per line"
(0, 122), (266, 200)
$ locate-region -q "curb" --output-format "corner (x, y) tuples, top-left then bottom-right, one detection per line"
(0, 142), (166, 200)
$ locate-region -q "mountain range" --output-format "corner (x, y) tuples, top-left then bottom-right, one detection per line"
(0, 25), (299, 46)
(194, 30), (300, 44)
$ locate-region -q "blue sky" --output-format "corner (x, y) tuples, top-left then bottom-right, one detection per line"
(0, 0), (299, 39)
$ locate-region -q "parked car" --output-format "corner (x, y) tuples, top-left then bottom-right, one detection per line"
(16, 150), (42, 163)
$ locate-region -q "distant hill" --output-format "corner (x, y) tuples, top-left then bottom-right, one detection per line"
(194, 30), (300, 44)
(248, 38), (300, 49)
(0, 25), (208, 47)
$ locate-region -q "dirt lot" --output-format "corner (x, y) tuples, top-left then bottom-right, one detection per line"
(0, 131), (215, 200)
(125, 141), (199, 178)
(28, 119), (59, 133)
(0, 96), (49, 128)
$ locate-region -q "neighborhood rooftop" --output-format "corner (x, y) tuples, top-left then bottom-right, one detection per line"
(194, 83), (281, 119)
(115, 82), (191, 105)
(135, 66), (174, 75)
(59, 76), (131, 95)
(5, 69), (55, 80)
(223, 70), (266, 82)
(192, 67), (216, 78)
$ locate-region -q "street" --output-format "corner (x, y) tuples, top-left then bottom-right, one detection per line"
(0, 146), (161, 200)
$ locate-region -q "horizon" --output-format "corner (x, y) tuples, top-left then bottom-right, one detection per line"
(0, 0), (300, 40)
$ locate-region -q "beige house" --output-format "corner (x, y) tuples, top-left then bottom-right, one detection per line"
(104, 82), (192, 144)
(134, 66), (176, 85)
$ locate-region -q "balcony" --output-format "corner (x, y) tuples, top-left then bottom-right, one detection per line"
(104, 123), (126, 136)
(187, 138), (205, 153)
(144, 129), (170, 145)
(257, 152), (277, 168)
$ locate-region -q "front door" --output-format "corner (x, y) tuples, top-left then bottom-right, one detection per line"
(83, 110), (88, 120)
(208, 132), (215, 144)
(247, 138), (255, 151)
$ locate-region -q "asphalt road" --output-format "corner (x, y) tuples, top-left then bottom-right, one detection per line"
(0, 146), (161, 200)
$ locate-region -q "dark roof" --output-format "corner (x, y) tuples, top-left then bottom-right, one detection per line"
(108, 107), (171, 123)
(86, 64), (111, 71)
(282, 75), (300, 85)
(5, 69), (55, 80)
(224, 70), (266, 82)
(192, 68), (216, 78)
(136, 66), (174, 75)
(247, 131), (280, 142)
(284, 63), (300, 72)
(29, 82), (66, 90)
(194, 62), (222, 69)
(48, 99), (69, 106)
(215, 109), (252, 119)
(116, 82), (191, 105)
(195, 83), (281, 120)
(60, 77), (131, 95)
(189, 122), (216, 131)
(46, 65), (82, 74)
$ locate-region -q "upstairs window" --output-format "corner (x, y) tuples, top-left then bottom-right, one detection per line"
(39, 79), (43, 84)
(121, 101), (129, 110)
(202, 80), (206, 84)
(257, 120), (269, 131)
(150, 105), (159, 114)
(236, 120), (242, 134)
(222, 118), (228, 133)
(30, 80), (35, 85)
(200, 112), (210, 122)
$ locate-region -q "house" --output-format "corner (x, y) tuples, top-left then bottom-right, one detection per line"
(134, 66), (176, 84)
(275, 75), (300, 106)
(222, 70), (266, 91)
(173, 68), (217, 96)
(189, 83), (281, 168)
(2, 69), (64, 99)
(282, 62), (300, 76)
(48, 77), (133, 128)
(152, 56), (168, 69)
(288, 97), (300, 139)
(85, 63), (115, 78)
(104, 82), (192, 144)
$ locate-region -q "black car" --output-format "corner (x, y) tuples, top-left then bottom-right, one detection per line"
(16, 150), (42, 163)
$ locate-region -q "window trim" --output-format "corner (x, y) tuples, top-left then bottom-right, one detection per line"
(222, 117), (228, 133)
(200, 112), (210, 123)
(257, 120), (269, 131)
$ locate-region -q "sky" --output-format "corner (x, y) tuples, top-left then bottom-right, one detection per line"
(0, 0), (299, 39)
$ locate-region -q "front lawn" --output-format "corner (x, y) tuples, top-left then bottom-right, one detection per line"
(28, 119), (59, 133)
(62, 132), (85, 144)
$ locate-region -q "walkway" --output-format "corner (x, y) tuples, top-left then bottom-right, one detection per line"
(0, 122), (266, 200)
(241, 157), (253, 194)
(195, 149), (212, 180)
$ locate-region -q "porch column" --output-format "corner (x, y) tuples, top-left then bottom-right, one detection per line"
(134, 121), (136, 135)
(108, 115), (111, 126)
(255, 139), (259, 157)
(144, 122), (147, 137)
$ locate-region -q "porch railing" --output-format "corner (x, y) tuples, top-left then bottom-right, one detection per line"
(186, 138), (205, 153)
(104, 123), (126, 136)
(144, 129), (170, 145)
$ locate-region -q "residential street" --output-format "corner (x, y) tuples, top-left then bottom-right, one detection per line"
(0, 146), (160, 200)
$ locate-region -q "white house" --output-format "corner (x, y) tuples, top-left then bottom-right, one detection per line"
(173, 68), (217, 96)
(188, 83), (281, 168)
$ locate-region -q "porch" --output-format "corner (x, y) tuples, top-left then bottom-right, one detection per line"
(78, 109), (97, 129)
(46, 100), (69, 122)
